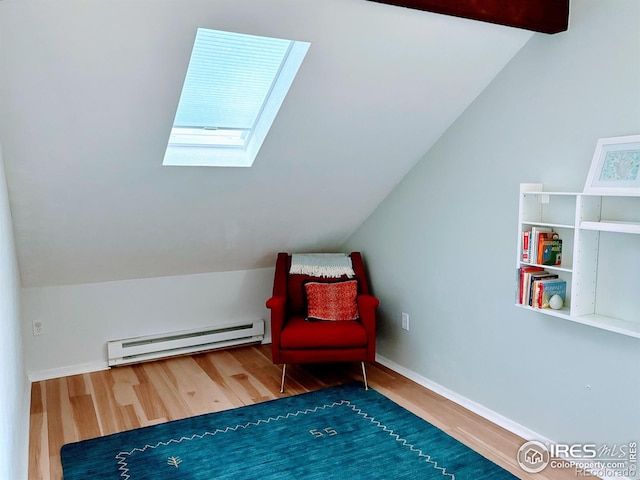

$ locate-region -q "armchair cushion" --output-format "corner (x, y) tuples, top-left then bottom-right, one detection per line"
(305, 280), (359, 321)
(280, 316), (367, 349)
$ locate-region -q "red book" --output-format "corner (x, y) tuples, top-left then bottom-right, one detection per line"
(522, 230), (531, 262)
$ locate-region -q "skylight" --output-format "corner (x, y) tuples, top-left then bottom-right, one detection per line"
(163, 28), (310, 167)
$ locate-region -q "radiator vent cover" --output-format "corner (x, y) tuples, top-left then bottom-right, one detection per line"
(107, 319), (264, 366)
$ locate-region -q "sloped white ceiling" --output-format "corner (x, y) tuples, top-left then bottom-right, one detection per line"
(0, 0), (532, 287)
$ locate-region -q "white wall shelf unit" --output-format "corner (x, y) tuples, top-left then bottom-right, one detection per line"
(516, 183), (640, 339)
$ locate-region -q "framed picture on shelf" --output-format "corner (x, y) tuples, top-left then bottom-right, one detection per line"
(583, 134), (640, 195)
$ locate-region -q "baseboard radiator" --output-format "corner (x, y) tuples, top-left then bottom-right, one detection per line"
(107, 319), (265, 367)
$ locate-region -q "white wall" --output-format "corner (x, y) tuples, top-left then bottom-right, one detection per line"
(0, 143), (29, 480)
(345, 0), (640, 446)
(23, 267), (274, 380)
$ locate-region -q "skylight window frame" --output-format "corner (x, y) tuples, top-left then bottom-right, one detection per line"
(163, 29), (310, 168)
(169, 127), (250, 148)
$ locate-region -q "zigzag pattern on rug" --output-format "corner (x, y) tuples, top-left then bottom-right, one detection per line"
(115, 400), (455, 480)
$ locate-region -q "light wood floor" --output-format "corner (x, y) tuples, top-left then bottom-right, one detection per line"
(29, 344), (581, 480)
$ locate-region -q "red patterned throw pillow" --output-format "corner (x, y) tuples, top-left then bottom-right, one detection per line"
(305, 280), (359, 321)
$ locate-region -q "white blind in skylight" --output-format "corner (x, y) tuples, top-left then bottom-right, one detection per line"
(173, 29), (293, 130)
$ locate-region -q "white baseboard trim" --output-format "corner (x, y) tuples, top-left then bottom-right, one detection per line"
(376, 354), (631, 480)
(20, 380), (31, 480)
(376, 354), (547, 443)
(28, 361), (109, 382)
(28, 339), (273, 383)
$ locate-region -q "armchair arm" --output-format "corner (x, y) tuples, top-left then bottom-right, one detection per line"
(266, 295), (286, 333)
(358, 294), (379, 362)
(266, 295), (287, 363)
(267, 253), (290, 364)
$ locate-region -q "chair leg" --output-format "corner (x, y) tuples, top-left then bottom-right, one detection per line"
(361, 362), (369, 390)
(280, 364), (287, 393)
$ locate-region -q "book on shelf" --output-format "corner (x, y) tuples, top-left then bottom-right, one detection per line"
(517, 266), (544, 304)
(526, 272), (559, 306)
(518, 267), (555, 306)
(522, 230), (531, 262)
(538, 238), (563, 266)
(530, 227), (554, 264)
(533, 279), (567, 309)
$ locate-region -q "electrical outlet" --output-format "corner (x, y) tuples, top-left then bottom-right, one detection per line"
(401, 312), (410, 331)
(32, 319), (44, 336)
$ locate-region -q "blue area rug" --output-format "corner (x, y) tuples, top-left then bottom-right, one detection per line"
(61, 382), (517, 479)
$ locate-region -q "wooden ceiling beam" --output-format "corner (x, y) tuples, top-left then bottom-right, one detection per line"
(367, 0), (569, 34)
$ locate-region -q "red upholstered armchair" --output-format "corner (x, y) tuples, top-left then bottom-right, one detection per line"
(266, 252), (379, 392)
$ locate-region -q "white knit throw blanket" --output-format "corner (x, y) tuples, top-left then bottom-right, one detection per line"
(289, 253), (355, 278)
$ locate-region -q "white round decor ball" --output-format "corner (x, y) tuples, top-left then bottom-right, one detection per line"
(549, 294), (564, 310)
